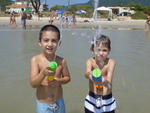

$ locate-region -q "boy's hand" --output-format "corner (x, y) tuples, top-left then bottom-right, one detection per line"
(42, 67), (55, 77)
(102, 80), (111, 89)
(48, 78), (61, 86)
(94, 81), (103, 85)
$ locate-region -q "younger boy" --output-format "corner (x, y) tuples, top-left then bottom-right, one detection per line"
(84, 35), (116, 113)
(30, 24), (71, 113)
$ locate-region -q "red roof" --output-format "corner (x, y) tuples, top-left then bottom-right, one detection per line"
(6, 4), (32, 9)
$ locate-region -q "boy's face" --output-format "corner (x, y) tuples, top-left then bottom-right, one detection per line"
(39, 31), (60, 55)
(95, 44), (110, 61)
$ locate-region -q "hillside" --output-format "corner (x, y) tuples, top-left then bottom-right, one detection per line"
(87, 0), (150, 7)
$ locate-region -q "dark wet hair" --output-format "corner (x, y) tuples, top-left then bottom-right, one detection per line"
(90, 35), (111, 52)
(39, 24), (60, 41)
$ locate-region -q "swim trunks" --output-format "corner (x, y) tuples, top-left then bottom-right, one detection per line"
(84, 91), (116, 113)
(36, 98), (66, 113)
(21, 19), (26, 26)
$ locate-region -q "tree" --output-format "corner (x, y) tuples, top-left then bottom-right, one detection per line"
(29, 0), (41, 13)
(50, 5), (64, 11)
(143, 6), (150, 15)
(0, 0), (13, 11)
(128, 3), (144, 11)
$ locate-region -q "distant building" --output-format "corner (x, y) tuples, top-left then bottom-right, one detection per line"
(108, 6), (135, 15)
(5, 1), (48, 13)
(5, 1), (32, 13)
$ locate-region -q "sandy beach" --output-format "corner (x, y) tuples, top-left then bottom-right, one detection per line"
(0, 16), (146, 29)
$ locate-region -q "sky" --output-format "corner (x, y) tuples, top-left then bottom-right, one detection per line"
(12, 0), (90, 8)
(43, 0), (90, 8)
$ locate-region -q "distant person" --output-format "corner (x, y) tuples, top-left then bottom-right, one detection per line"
(30, 24), (71, 113)
(72, 14), (76, 28)
(10, 11), (16, 26)
(68, 15), (72, 27)
(49, 15), (55, 24)
(84, 35), (117, 113)
(10, 12), (13, 24)
(145, 14), (150, 31)
(65, 15), (69, 28)
(20, 8), (27, 29)
(37, 12), (41, 21)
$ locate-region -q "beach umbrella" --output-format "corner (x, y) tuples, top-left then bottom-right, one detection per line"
(57, 10), (64, 14)
(76, 10), (87, 14)
(24, 9), (32, 14)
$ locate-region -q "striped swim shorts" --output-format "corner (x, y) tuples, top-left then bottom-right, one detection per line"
(84, 91), (116, 113)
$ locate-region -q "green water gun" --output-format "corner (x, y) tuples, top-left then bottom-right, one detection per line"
(48, 61), (57, 81)
(92, 68), (103, 89)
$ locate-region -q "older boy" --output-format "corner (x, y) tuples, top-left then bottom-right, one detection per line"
(30, 25), (71, 113)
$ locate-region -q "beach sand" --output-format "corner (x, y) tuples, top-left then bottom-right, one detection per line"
(0, 16), (146, 30)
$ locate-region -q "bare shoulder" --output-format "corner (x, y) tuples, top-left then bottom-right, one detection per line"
(86, 57), (94, 64)
(108, 58), (116, 63)
(30, 54), (42, 63)
(108, 58), (116, 68)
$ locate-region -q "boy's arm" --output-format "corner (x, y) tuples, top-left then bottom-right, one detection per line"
(103, 59), (116, 89)
(30, 56), (45, 88)
(55, 59), (71, 84)
(85, 59), (93, 80)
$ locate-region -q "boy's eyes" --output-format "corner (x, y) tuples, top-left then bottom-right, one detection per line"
(43, 38), (58, 42)
(97, 49), (108, 52)
(51, 39), (57, 42)
(43, 39), (49, 42)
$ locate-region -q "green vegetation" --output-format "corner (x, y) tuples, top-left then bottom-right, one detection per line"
(87, 0), (150, 7)
(131, 11), (147, 19)
(128, 3), (150, 19)
(50, 5), (94, 17)
(50, 5), (64, 11)
(68, 5), (93, 17)
(144, 7), (150, 15)
(0, 0), (12, 11)
(50, 2), (149, 19)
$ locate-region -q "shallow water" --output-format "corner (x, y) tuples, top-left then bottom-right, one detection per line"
(0, 26), (150, 113)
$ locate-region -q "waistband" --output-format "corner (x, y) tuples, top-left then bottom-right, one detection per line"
(89, 91), (113, 100)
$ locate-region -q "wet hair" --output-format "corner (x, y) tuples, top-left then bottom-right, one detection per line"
(39, 24), (60, 41)
(90, 35), (111, 52)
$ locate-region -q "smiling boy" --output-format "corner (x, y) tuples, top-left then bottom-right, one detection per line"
(30, 25), (71, 113)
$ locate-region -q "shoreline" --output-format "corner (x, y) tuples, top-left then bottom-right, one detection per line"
(0, 16), (146, 30)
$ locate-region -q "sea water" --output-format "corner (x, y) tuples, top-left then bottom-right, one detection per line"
(0, 26), (150, 113)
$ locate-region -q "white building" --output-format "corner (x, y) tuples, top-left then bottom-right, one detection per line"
(6, 1), (32, 13)
(6, 1), (47, 13)
(108, 6), (135, 15)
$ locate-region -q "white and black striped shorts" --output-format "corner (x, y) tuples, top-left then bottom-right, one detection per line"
(84, 91), (116, 113)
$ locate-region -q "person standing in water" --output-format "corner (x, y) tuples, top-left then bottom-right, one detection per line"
(10, 11), (16, 26)
(145, 14), (150, 31)
(20, 8), (27, 29)
(72, 14), (76, 28)
(84, 35), (117, 113)
(30, 24), (71, 113)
